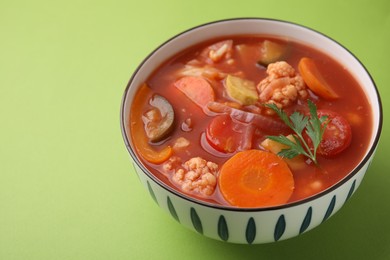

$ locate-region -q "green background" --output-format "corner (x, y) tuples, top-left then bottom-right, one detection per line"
(1, 0), (389, 259)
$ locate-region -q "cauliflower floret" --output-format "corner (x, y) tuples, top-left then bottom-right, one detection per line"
(162, 156), (182, 175)
(172, 157), (218, 196)
(207, 40), (233, 63)
(257, 61), (308, 111)
(266, 61), (296, 79)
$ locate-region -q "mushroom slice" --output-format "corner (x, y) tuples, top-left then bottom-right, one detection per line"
(144, 94), (175, 142)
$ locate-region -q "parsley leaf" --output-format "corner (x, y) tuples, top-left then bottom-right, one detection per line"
(266, 100), (328, 165)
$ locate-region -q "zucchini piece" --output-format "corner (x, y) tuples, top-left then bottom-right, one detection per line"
(225, 75), (258, 105)
(258, 40), (288, 66)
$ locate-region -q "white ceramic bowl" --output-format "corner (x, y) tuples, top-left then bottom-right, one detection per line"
(120, 18), (382, 244)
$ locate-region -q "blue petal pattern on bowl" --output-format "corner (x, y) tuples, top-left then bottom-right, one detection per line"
(345, 180), (356, 202)
(246, 217), (256, 244)
(132, 162), (140, 181)
(322, 195), (336, 222)
(190, 208), (203, 234)
(217, 215), (229, 241)
(300, 207), (313, 234)
(147, 181), (158, 205)
(143, 175), (360, 243)
(274, 215), (286, 241)
(167, 196), (180, 222)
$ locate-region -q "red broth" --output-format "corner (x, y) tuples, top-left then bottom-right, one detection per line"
(129, 35), (372, 207)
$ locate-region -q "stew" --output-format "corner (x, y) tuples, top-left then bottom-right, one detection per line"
(128, 35), (372, 208)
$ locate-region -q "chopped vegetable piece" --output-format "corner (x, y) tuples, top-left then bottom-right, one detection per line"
(315, 110), (352, 157)
(236, 44), (260, 68)
(144, 94), (175, 142)
(172, 137), (190, 151)
(261, 134), (296, 154)
(207, 101), (289, 134)
(219, 150), (294, 208)
(346, 112), (363, 126)
(174, 76), (215, 109)
(258, 40), (288, 66)
(225, 74), (258, 105)
(206, 114), (253, 153)
(298, 57), (339, 99)
(261, 135), (306, 170)
(130, 84), (173, 164)
(201, 40), (233, 63)
(178, 64), (226, 81)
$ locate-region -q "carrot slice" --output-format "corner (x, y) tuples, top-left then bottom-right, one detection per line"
(298, 57), (339, 100)
(130, 83), (173, 164)
(219, 150), (294, 208)
(174, 76), (215, 108)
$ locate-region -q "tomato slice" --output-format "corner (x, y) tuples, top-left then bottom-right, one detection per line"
(317, 110), (352, 157)
(206, 114), (253, 153)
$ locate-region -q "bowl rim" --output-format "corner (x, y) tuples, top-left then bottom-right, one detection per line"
(120, 17), (383, 212)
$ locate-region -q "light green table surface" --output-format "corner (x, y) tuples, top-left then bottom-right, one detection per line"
(1, 0), (389, 259)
